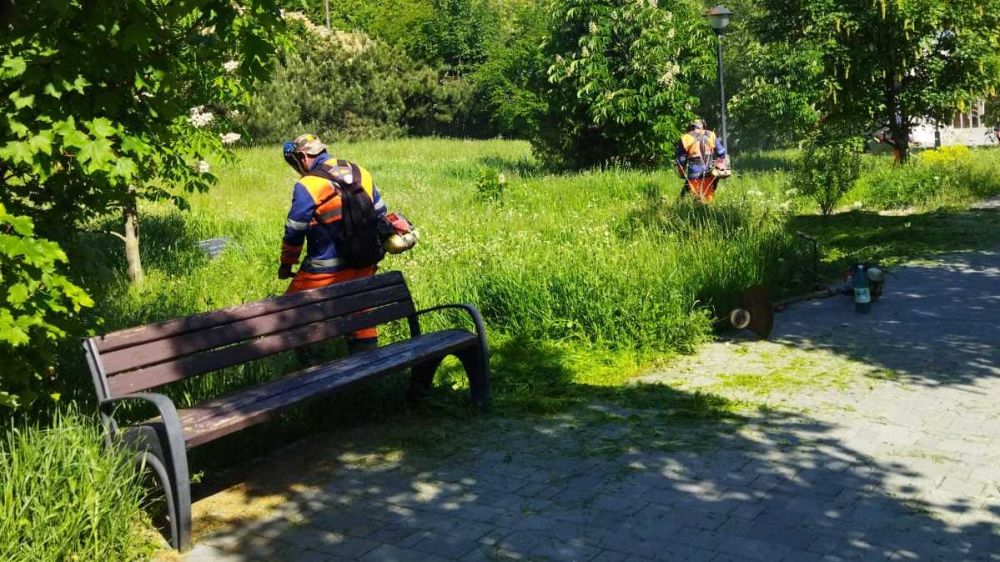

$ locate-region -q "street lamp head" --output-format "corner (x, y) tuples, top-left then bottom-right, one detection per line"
(704, 5), (733, 34)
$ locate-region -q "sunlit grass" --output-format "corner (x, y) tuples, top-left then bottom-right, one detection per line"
(0, 410), (156, 562)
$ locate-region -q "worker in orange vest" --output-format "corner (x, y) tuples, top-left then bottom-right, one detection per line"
(279, 133), (389, 354)
(675, 118), (729, 203)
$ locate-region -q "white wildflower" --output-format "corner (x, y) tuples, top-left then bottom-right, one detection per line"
(747, 189), (763, 197)
(188, 106), (214, 128)
(227, 109), (242, 120)
(220, 132), (242, 145)
(588, 21), (598, 34)
(648, 0), (658, 7)
(497, 173), (507, 184)
(223, 60), (239, 73)
(197, 160), (211, 174)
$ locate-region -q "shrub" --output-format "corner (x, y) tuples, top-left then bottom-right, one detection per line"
(242, 16), (409, 143)
(0, 410), (155, 562)
(793, 137), (863, 215)
(474, 168), (507, 203)
(525, 0), (712, 169)
(0, 205), (92, 410)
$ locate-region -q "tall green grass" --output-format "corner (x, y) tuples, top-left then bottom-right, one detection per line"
(61, 139), (814, 422)
(74, 139), (809, 374)
(0, 410), (155, 562)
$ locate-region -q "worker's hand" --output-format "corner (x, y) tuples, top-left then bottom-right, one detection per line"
(278, 264), (295, 280)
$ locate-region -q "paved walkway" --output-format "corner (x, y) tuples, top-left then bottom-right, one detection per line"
(184, 249), (1000, 562)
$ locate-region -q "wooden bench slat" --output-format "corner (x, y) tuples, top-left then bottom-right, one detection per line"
(179, 330), (477, 447)
(106, 300), (416, 397)
(100, 285), (411, 375)
(95, 272), (406, 353)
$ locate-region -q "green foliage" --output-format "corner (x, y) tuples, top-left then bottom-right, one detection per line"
(0, 1), (284, 235)
(244, 17), (408, 142)
(794, 136), (863, 216)
(474, 168), (507, 202)
(245, 13), (487, 142)
(850, 146), (1000, 210)
(0, 409), (154, 561)
(526, 0), (713, 169)
(728, 42), (824, 149)
(0, 205), (92, 410)
(473, 1), (550, 139)
(755, 0), (1000, 159)
(282, 0), (500, 69)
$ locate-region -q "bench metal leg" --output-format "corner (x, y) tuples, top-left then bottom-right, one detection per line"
(408, 358), (444, 401)
(123, 423), (192, 550)
(133, 449), (179, 549)
(454, 347), (490, 409)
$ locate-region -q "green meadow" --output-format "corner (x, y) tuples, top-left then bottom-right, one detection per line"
(70, 139), (813, 415)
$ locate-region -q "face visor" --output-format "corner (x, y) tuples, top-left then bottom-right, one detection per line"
(283, 140), (307, 175)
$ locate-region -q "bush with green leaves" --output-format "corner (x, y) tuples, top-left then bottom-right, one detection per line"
(1, 205), (92, 410)
(793, 137), (863, 215)
(0, 409), (154, 561)
(524, 0), (713, 169)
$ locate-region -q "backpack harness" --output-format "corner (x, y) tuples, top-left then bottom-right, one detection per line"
(307, 160), (387, 269)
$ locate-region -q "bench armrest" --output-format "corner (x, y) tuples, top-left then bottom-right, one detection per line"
(100, 392), (182, 438)
(100, 393), (187, 459)
(412, 303), (490, 357)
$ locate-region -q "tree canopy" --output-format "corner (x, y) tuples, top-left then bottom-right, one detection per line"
(754, 0), (1000, 159)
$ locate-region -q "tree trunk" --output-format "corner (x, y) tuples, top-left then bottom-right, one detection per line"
(123, 187), (144, 284)
(884, 70), (909, 163)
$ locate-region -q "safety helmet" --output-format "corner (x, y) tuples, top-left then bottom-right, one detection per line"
(282, 133), (327, 174)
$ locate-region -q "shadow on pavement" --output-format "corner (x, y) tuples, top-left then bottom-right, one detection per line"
(771, 250), (1000, 388)
(182, 335), (1000, 561)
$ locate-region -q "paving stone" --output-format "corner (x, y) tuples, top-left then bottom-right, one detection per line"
(184, 544), (249, 562)
(590, 551), (630, 562)
(360, 544), (450, 562)
(309, 533), (380, 558)
(409, 533), (482, 559)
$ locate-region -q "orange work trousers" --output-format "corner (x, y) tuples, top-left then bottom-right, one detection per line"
(286, 266), (378, 341)
(683, 176), (718, 203)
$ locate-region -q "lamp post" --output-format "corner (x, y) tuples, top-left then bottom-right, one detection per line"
(704, 5), (733, 152)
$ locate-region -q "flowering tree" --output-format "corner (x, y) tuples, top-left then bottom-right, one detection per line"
(525, 0), (713, 169)
(0, 1), (284, 282)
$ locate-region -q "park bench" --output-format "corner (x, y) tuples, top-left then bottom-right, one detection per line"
(82, 271), (489, 551)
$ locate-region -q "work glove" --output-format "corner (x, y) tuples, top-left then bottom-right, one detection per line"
(278, 264), (295, 280)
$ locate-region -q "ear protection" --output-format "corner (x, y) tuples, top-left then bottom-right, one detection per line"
(282, 141), (307, 175)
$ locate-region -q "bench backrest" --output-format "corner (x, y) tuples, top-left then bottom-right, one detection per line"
(83, 272), (415, 400)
